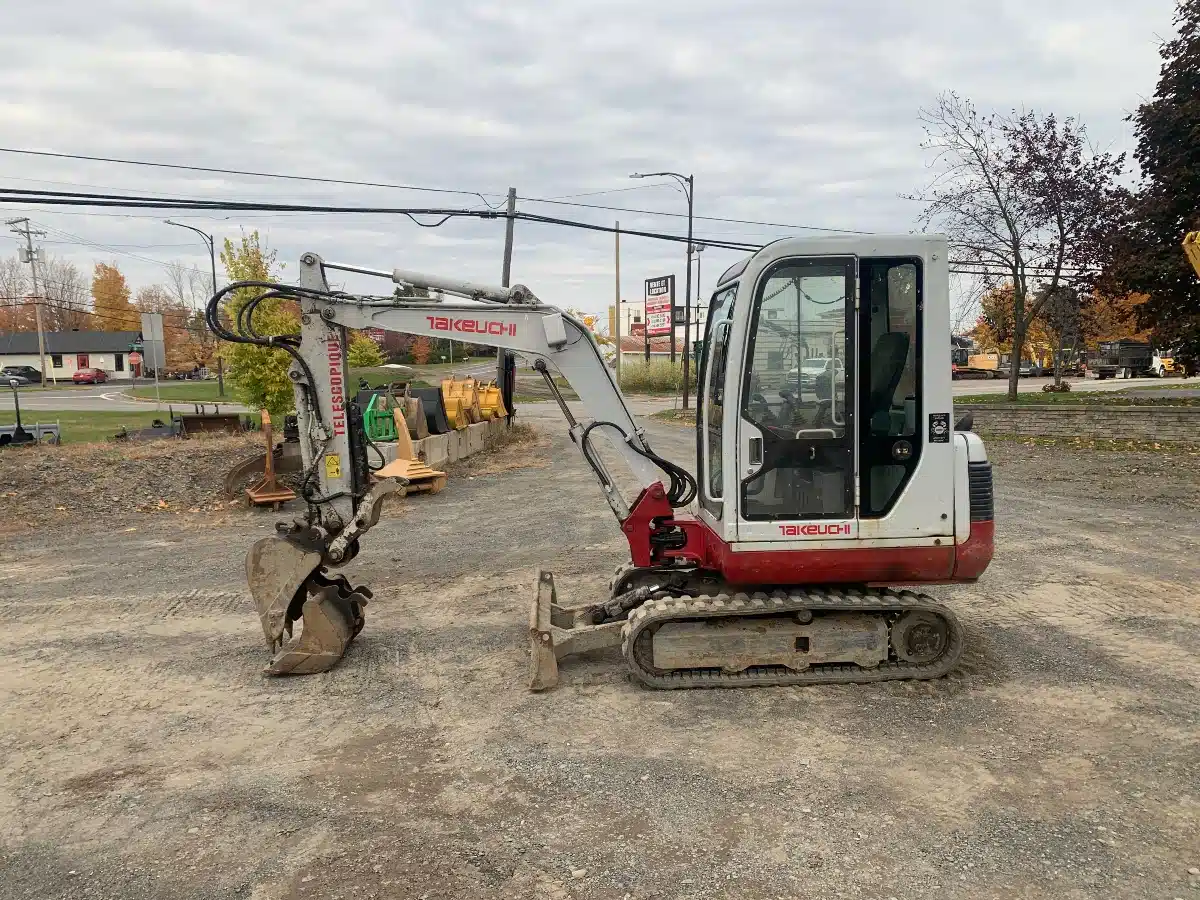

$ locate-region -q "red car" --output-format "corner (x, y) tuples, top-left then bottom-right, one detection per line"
(72, 367), (109, 384)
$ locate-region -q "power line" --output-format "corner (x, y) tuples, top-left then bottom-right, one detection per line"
(0, 187), (764, 252)
(0, 146), (503, 208)
(0, 146), (867, 234)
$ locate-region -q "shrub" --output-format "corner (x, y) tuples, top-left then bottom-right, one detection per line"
(619, 359), (685, 394)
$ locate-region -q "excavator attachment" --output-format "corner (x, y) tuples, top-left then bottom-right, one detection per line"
(528, 571), (624, 691)
(246, 535), (323, 650)
(246, 536), (373, 675)
(244, 479), (404, 676)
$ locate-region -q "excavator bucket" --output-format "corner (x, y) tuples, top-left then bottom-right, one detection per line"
(265, 585), (365, 676)
(245, 536), (369, 675)
(478, 381), (507, 420)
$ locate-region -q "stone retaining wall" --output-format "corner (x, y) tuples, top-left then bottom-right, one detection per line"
(956, 404), (1200, 442)
(374, 418), (506, 469)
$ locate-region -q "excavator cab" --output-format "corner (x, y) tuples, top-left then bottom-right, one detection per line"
(693, 238), (985, 586)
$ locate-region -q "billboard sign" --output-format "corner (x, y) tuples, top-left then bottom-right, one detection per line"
(645, 275), (674, 337)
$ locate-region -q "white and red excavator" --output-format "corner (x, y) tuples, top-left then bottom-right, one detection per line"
(207, 234), (994, 690)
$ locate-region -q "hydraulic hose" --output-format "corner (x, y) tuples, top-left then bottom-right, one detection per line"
(580, 420), (697, 509)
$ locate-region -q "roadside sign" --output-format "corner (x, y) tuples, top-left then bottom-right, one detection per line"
(128, 351), (143, 366)
(645, 275), (674, 337)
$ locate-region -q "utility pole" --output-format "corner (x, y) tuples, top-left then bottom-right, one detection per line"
(7, 218), (50, 387)
(498, 187), (517, 424)
(614, 220), (622, 385)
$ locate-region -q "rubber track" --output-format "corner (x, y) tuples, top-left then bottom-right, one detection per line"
(620, 587), (963, 689)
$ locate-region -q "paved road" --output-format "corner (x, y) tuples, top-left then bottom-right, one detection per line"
(3, 373), (1194, 416)
(0, 385), (247, 413)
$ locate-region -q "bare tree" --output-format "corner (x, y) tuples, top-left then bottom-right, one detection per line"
(910, 93), (1128, 399)
(165, 261), (214, 308)
(0, 255), (29, 299)
(40, 255), (92, 330)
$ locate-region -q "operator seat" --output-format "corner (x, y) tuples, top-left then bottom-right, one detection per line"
(868, 332), (910, 434)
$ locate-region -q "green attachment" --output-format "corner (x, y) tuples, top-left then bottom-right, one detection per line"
(363, 393), (398, 443)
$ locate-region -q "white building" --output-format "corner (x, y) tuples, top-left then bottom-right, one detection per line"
(0, 330), (140, 381)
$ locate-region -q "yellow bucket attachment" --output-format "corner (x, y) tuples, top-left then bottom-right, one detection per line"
(477, 381), (507, 420)
(443, 394), (467, 430)
(442, 377), (483, 426)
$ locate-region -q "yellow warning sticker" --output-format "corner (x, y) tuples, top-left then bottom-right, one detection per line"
(324, 454), (342, 479)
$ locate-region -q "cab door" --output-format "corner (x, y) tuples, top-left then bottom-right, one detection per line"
(735, 256), (857, 542)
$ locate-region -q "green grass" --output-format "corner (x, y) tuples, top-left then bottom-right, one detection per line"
(955, 391), (1200, 406)
(0, 409), (166, 444)
(1125, 381), (1199, 390)
(129, 381), (229, 402)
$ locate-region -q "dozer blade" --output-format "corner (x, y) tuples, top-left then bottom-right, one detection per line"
(246, 536), (323, 648)
(264, 585), (366, 676)
(527, 571), (624, 691)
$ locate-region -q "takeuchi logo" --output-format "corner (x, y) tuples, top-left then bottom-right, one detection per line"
(778, 523), (852, 537)
(426, 316), (517, 337)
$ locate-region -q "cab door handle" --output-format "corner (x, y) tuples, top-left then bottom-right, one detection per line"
(748, 437), (763, 466)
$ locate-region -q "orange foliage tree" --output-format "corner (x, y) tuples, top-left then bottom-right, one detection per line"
(91, 263), (139, 332)
(135, 284), (217, 371)
(410, 336), (433, 364)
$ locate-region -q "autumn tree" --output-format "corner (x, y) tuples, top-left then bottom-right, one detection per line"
(39, 257), (91, 330)
(347, 332), (385, 368)
(1040, 285), (1082, 388)
(911, 93), (1128, 399)
(91, 263), (139, 332)
(1081, 292), (1153, 345)
(0, 253), (91, 332)
(1100, 0), (1200, 366)
(410, 336), (433, 365)
(218, 231), (296, 416)
(135, 285), (215, 371)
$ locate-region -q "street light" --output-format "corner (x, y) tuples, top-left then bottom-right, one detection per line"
(630, 171), (695, 409)
(165, 219), (223, 396)
(164, 220), (218, 299)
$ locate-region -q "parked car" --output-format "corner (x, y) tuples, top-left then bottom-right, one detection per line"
(796, 357), (845, 392)
(2, 365), (41, 382)
(72, 367), (109, 384)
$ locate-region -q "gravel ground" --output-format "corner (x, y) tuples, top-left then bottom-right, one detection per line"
(1, 403), (1198, 900)
(0, 435), (265, 533)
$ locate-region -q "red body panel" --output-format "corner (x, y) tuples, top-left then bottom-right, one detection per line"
(621, 483), (994, 587)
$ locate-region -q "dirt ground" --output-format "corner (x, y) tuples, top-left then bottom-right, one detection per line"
(1, 403), (1199, 900)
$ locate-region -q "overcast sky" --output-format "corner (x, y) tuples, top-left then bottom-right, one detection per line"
(0, 0), (1177, 320)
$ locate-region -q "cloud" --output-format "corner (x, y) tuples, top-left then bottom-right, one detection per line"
(0, 0), (1176, 316)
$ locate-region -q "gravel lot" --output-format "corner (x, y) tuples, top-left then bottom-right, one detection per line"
(1, 403), (1198, 900)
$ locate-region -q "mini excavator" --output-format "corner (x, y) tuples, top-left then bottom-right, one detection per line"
(207, 235), (994, 689)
